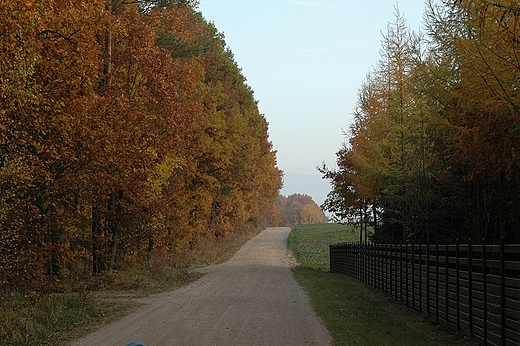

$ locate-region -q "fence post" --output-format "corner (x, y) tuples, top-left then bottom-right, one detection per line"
(372, 242), (376, 288)
(419, 242), (423, 313)
(400, 242), (403, 303)
(392, 243), (394, 298)
(355, 242), (358, 280)
(426, 241), (430, 317)
(383, 243), (386, 294)
(385, 243), (389, 295)
(361, 242), (364, 283)
(345, 243), (349, 276)
(350, 242), (358, 279)
(436, 240), (439, 323)
(369, 242), (373, 288)
(366, 241), (370, 285)
(362, 241), (365, 283)
(361, 241), (365, 284)
(468, 238), (473, 337)
(390, 243), (393, 299)
(445, 242), (449, 325)
(412, 242), (415, 309)
(352, 243), (355, 279)
(330, 245), (333, 272)
(456, 238), (460, 331)
(500, 237), (505, 345)
(379, 242), (382, 291)
(363, 242), (368, 285)
(357, 242), (360, 282)
(482, 238), (487, 344)
(406, 242), (409, 307)
(352, 242), (355, 277)
(359, 242), (363, 282)
(346, 243), (349, 274)
(367, 242), (370, 286)
(358, 242), (361, 281)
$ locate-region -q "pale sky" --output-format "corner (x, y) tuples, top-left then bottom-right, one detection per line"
(198, 1), (424, 206)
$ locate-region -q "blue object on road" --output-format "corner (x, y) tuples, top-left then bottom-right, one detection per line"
(125, 343), (146, 346)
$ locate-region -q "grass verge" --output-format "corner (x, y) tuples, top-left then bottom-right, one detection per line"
(288, 223), (478, 346)
(0, 291), (135, 346)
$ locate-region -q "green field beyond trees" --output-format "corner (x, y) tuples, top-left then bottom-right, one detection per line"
(288, 224), (476, 346)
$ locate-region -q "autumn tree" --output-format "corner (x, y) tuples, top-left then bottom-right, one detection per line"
(332, 8), (442, 243)
(0, 0), (111, 285)
(325, 1), (520, 244)
(424, 0), (520, 243)
(0, 0), (282, 288)
(319, 146), (374, 242)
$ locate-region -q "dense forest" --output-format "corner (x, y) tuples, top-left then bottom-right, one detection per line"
(321, 0), (520, 245)
(0, 0), (282, 288)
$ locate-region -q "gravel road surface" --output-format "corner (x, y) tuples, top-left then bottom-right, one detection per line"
(70, 227), (332, 346)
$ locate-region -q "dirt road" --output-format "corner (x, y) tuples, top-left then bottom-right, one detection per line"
(71, 227), (332, 346)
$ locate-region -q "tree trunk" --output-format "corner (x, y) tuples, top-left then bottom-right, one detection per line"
(109, 190), (122, 268)
(92, 203), (104, 275)
(92, 16), (112, 274)
(47, 203), (60, 277)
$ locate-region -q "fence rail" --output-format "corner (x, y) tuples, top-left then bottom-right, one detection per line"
(330, 239), (520, 346)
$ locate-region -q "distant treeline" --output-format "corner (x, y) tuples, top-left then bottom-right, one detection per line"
(321, 1), (520, 244)
(0, 0), (282, 288)
(276, 194), (328, 226)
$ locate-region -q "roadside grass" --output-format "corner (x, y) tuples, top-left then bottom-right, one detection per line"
(0, 291), (134, 346)
(0, 226), (263, 346)
(288, 223), (364, 270)
(288, 223), (477, 346)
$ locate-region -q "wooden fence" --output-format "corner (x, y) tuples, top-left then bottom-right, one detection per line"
(329, 239), (520, 346)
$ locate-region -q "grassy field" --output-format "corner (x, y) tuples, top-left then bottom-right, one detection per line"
(288, 223), (363, 270)
(288, 223), (477, 346)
